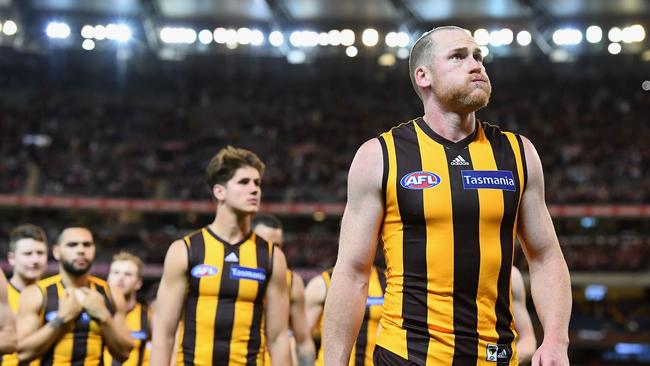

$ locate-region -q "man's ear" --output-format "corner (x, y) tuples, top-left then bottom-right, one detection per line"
(414, 65), (432, 90)
(212, 184), (225, 201)
(52, 245), (61, 261)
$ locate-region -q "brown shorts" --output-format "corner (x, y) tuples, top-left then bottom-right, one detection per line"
(373, 346), (420, 366)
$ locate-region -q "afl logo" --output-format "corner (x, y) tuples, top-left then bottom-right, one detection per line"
(400, 171), (441, 190)
(191, 264), (218, 278)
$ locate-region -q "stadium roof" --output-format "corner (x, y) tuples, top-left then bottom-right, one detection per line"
(8, 0), (650, 24)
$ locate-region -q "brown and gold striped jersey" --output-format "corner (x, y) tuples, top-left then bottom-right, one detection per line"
(376, 118), (527, 365)
(316, 266), (386, 366)
(103, 302), (150, 366)
(176, 227), (274, 366)
(38, 275), (115, 366)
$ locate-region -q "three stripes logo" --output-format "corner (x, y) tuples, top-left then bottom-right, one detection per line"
(450, 155), (469, 166)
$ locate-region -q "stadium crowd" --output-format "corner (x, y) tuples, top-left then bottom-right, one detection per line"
(1, 53), (648, 203)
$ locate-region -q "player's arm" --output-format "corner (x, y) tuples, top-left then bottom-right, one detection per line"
(79, 286), (134, 361)
(304, 274), (327, 335)
(0, 271), (16, 355)
(517, 136), (571, 366)
(289, 273), (316, 366)
(151, 240), (189, 366)
(265, 248), (292, 366)
(17, 286), (82, 361)
(323, 139), (384, 366)
(512, 266), (536, 364)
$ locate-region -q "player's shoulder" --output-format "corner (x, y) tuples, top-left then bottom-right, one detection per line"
(37, 274), (62, 289)
(88, 275), (109, 288)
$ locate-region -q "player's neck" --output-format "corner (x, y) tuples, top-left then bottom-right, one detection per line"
(60, 268), (90, 288)
(423, 104), (476, 142)
(9, 274), (35, 291)
(209, 207), (251, 244)
(124, 292), (138, 312)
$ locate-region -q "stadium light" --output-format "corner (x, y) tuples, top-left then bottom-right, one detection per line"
(328, 30), (341, 46)
(94, 25), (107, 40)
(3, 20), (17, 36)
(198, 29), (213, 44)
(269, 31), (284, 46)
(250, 30), (264, 46)
(237, 27), (252, 45)
(396, 47), (409, 59)
(516, 30), (531, 46)
(290, 31), (318, 47)
(395, 32), (410, 47)
(362, 28), (379, 47)
(224, 29), (237, 45)
(160, 27), (197, 44)
(385, 32), (398, 47)
(46, 22), (71, 39)
(608, 42), (622, 54)
(585, 26), (602, 43)
(345, 45), (358, 57)
(378, 53), (396, 67)
(474, 29), (489, 46)
(552, 28), (582, 46)
(622, 24), (645, 43)
(81, 25), (94, 39)
(340, 29), (355, 46)
(489, 29), (513, 47)
(480, 46), (490, 57)
(82, 39), (95, 50)
(213, 27), (227, 44)
(287, 49), (306, 64)
(106, 23), (131, 42)
(318, 32), (330, 46)
(608, 27), (622, 43)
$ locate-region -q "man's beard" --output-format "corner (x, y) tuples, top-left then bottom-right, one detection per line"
(435, 80), (491, 113)
(61, 258), (92, 277)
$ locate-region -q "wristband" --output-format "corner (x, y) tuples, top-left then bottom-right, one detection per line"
(48, 315), (65, 329)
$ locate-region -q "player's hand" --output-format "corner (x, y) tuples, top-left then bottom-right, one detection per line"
(58, 289), (83, 323)
(76, 288), (111, 323)
(531, 341), (569, 366)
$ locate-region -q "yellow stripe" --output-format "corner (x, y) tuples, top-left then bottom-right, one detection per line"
(176, 315), (186, 366)
(505, 132), (526, 363)
(194, 229), (224, 365)
(376, 130), (409, 360)
(411, 123), (456, 365)
(228, 238), (259, 366)
(467, 126), (503, 365)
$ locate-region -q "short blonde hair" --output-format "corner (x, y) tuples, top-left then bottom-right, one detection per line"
(111, 251), (144, 277)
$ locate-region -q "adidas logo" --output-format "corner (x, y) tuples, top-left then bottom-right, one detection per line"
(498, 350), (508, 358)
(224, 252), (239, 263)
(450, 155), (469, 166)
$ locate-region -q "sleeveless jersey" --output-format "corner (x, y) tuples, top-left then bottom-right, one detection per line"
(316, 266), (386, 366)
(103, 302), (150, 366)
(376, 118), (527, 365)
(176, 228), (274, 366)
(38, 275), (115, 366)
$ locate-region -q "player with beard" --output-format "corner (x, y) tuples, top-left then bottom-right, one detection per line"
(323, 26), (571, 366)
(105, 252), (151, 366)
(0, 270), (16, 355)
(3, 224), (49, 366)
(16, 227), (133, 365)
(151, 146), (291, 366)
